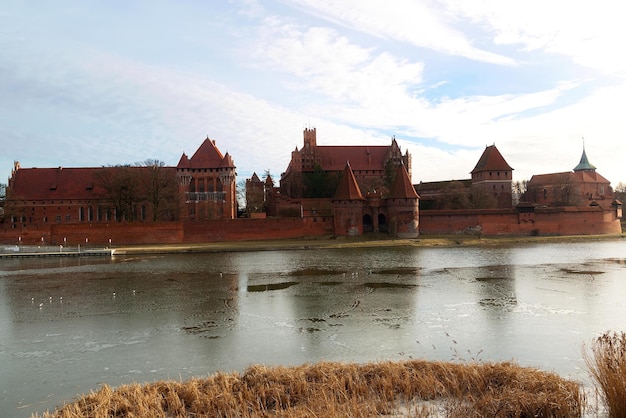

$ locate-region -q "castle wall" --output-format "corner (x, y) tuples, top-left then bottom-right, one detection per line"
(419, 206), (622, 236)
(0, 218), (334, 246)
(0, 205), (619, 246)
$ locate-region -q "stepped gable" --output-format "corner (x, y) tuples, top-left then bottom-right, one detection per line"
(388, 163), (418, 199)
(471, 145), (513, 173)
(220, 152), (236, 168)
(177, 152), (190, 168)
(334, 162), (364, 200)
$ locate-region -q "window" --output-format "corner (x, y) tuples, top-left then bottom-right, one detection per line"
(66, 214), (71, 222)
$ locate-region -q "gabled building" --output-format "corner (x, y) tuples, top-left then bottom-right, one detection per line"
(4, 162), (178, 229)
(280, 128), (411, 198)
(265, 128), (419, 237)
(525, 146), (614, 207)
(176, 137), (237, 220)
(3, 138), (237, 230)
(471, 145), (514, 208)
(416, 145), (513, 210)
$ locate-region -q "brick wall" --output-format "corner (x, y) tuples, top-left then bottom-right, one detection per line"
(0, 218), (334, 245)
(420, 206), (622, 236)
(0, 206), (620, 245)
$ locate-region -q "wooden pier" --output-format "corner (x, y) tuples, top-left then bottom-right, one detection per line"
(0, 249), (112, 258)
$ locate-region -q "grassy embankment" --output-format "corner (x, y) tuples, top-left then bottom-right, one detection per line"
(109, 232), (626, 255)
(34, 359), (584, 417)
(34, 331), (626, 417)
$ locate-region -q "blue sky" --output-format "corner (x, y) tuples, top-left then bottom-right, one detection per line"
(2, 0), (625, 187)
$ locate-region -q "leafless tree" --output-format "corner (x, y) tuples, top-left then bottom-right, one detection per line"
(136, 160), (178, 221)
(95, 166), (140, 222)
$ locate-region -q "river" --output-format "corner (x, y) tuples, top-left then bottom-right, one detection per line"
(1, 239), (625, 416)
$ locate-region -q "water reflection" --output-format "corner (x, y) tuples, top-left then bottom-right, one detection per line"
(1, 240), (626, 416)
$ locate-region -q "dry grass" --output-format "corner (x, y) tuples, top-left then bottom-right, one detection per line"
(33, 359), (583, 418)
(584, 331), (626, 417)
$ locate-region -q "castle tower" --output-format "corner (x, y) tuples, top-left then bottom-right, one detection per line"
(332, 162), (365, 236)
(470, 145), (513, 208)
(176, 138), (237, 220)
(303, 127), (317, 149)
(385, 163), (419, 238)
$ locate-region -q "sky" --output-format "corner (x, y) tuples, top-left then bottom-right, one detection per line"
(2, 0), (626, 188)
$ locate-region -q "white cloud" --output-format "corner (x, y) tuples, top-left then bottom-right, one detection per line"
(2, 0), (626, 189)
(441, 0), (626, 75)
(285, 0), (516, 65)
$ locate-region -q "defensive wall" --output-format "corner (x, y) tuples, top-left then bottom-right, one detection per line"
(0, 206), (620, 246)
(0, 218), (334, 246)
(419, 206), (622, 236)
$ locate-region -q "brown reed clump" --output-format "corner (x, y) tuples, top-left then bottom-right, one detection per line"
(584, 331), (626, 418)
(33, 359), (583, 418)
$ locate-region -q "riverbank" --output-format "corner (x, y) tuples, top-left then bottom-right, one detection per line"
(33, 359), (584, 418)
(109, 233), (626, 255)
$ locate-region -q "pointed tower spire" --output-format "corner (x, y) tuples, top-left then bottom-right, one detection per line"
(334, 162), (364, 200)
(389, 163), (418, 199)
(573, 141), (596, 171)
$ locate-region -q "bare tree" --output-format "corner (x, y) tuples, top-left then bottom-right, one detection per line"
(438, 181), (471, 209)
(95, 166), (141, 222)
(553, 174), (580, 206)
(136, 160), (178, 221)
(469, 187), (497, 209)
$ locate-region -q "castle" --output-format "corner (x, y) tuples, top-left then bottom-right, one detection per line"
(1, 129), (622, 245)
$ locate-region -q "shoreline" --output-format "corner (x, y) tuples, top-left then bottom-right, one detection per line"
(110, 233), (626, 255)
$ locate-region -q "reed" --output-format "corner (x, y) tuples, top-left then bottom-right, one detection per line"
(33, 359), (583, 418)
(584, 331), (626, 417)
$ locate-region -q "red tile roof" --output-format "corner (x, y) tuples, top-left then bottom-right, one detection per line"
(179, 138), (235, 169)
(389, 164), (419, 199)
(471, 145), (513, 173)
(8, 166), (177, 201)
(315, 146), (390, 171)
(334, 163), (364, 200)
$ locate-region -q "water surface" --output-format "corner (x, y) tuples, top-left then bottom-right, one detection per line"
(1, 240), (625, 416)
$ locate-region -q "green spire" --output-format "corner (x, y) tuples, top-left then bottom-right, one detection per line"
(573, 143), (596, 171)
